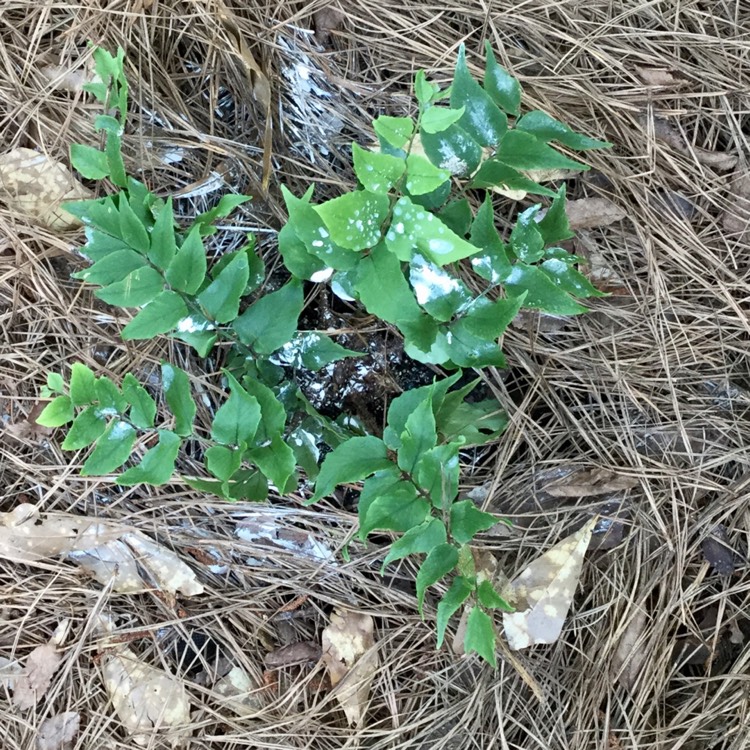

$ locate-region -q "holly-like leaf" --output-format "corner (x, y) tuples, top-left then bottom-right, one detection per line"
(416, 543), (459, 614)
(352, 143), (405, 193)
(540, 258), (605, 299)
(465, 606), (497, 666)
(121, 373), (156, 430)
(409, 254), (471, 321)
(205, 444), (243, 482)
(148, 197), (177, 269)
(61, 406), (107, 450)
(277, 222), (327, 280)
(69, 363), (97, 406)
(359, 479), (429, 539)
(420, 106), (466, 134)
(450, 500), (498, 544)
(94, 266), (164, 308)
(314, 190), (389, 251)
(509, 205), (544, 263)
(117, 430), (181, 485)
(81, 420), (137, 475)
(232, 278), (303, 355)
(477, 580), (513, 611)
(195, 194), (252, 234)
(537, 186), (574, 245)
(382, 518), (447, 569)
(437, 199), (472, 237)
(505, 263), (587, 314)
(272, 332), (362, 372)
(121, 290), (188, 340)
(196, 250), (249, 323)
(385, 196), (481, 266)
(247, 434), (296, 492)
(470, 158), (557, 197)
(117, 194), (150, 253)
(496, 130), (588, 172)
(211, 372), (261, 447)
(484, 42), (521, 116)
(373, 115), (414, 149)
(437, 575), (474, 648)
(516, 110), (611, 150)
(469, 196), (513, 283)
(95, 376), (127, 414)
(415, 70), (440, 106)
(414, 443), (461, 509)
(453, 294), (524, 342)
(397, 393), (437, 473)
(420, 124), (483, 176)
(404, 154), (451, 196)
(72, 249), (146, 286)
(70, 144), (109, 180)
(451, 45), (507, 147)
(161, 363), (196, 437)
(311, 435), (392, 502)
(165, 227), (206, 294)
(37, 395), (74, 427)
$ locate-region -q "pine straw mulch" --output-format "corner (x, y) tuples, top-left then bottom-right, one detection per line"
(2, 1), (750, 748)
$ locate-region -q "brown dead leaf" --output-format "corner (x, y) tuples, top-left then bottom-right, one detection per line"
(543, 467), (639, 498)
(213, 665), (265, 714)
(702, 524), (740, 576)
(12, 623), (68, 710)
(722, 171), (750, 236)
(321, 609), (378, 726)
(265, 641), (321, 667)
(0, 504), (203, 596)
(645, 116), (738, 171)
(36, 711), (80, 750)
(102, 646), (191, 747)
(40, 63), (92, 93)
(0, 148), (92, 229)
(503, 517), (596, 650)
(314, 7), (345, 45)
(611, 608), (649, 692)
(635, 67), (689, 88)
(215, 0), (272, 192)
(565, 198), (626, 230)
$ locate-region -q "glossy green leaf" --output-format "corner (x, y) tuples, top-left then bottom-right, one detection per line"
(505, 262), (587, 314)
(414, 443), (461, 509)
(171, 314), (217, 357)
(122, 373), (156, 429)
(409, 254), (471, 321)
(311, 435), (392, 502)
(420, 123), (483, 176)
(454, 294), (525, 341)
(70, 362), (96, 406)
(232, 278), (303, 355)
(77, 227), (131, 262)
(117, 195), (149, 253)
(277, 222), (327, 279)
(239, 375), (286, 442)
(465, 606), (496, 666)
(470, 158), (557, 197)
(95, 377), (127, 414)
(161, 363), (196, 437)
(359, 482), (429, 539)
(537, 186), (574, 245)
(416, 543), (459, 614)
(352, 143), (405, 193)
(314, 190), (389, 251)
(46, 373), (64, 394)
(398, 313), (440, 355)
(61, 406), (107, 450)
(404, 154), (451, 196)
(272, 332), (362, 372)
(165, 227), (206, 294)
(420, 105), (466, 134)
(196, 251), (249, 323)
(383, 371), (462, 449)
(445, 327), (507, 368)
(121, 290), (188, 340)
(70, 144), (109, 180)
(373, 115), (414, 149)
(247, 434), (296, 492)
(496, 130), (588, 172)
(149, 197), (177, 269)
(397, 392), (437, 473)
(211, 372), (261, 447)
(94, 266), (164, 308)
(355, 242), (422, 324)
(386, 196), (481, 266)
(382, 517), (447, 569)
(195, 194), (252, 233)
(117, 430), (181, 485)
(450, 500), (499, 544)
(64, 196), (121, 238)
(415, 70), (440, 106)
(437, 199), (472, 237)
(105, 132), (127, 187)
(206, 444), (243, 481)
(81, 420), (137, 475)
(436, 575), (474, 647)
(224, 469), (269, 501)
(510, 205), (544, 263)
(94, 114), (120, 134)
(451, 45), (507, 146)
(540, 258), (604, 298)
(438, 398), (508, 446)
(72, 249), (145, 286)
(517, 110), (611, 150)
(483, 42), (521, 116)
(477, 580), (513, 611)
(37, 395), (74, 427)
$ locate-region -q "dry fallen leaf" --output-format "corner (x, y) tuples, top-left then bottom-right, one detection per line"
(36, 711), (80, 750)
(11, 622), (68, 710)
(702, 524), (739, 576)
(644, 116), (738, 171)
(0, 148), (92, 229)
(265, 641), (321, 668)
(212, 665), (265, 714)
(635, 67), (689, 88)
(102, 645), (191, 747)
(321, 609), (379, 726)
(40, 63), (93, 93)
(503, 517), (597, 650)
(0, 504), (203, 596)
(722, 171), (750, 237)
(611, 607), (649, 692)
(564, 198), (627, 230)
(543, 467), (639, 498)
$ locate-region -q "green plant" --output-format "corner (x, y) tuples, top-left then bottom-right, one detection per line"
(38, 44), (610, 664)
